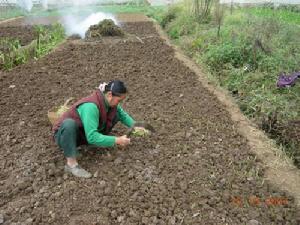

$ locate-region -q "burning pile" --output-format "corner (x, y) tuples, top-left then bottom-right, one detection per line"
(85, 19), (124, 39)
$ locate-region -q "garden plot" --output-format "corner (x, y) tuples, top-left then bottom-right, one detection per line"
(0, 15), (299, 225)
(0, 16), (61, 46)
(0, 26), (36, 46)
(0, 17), (64, 71)
(0, 24), (38, 71)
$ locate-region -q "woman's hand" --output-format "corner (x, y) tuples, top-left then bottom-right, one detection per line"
(116, 135), (131, 146)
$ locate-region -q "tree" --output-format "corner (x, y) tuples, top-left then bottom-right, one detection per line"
(192, 0), (214, 22)
(214, 0), (225, 37)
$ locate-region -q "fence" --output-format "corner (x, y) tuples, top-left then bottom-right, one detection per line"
(0, 1), (42, 20)
(0, 0), (21, 20)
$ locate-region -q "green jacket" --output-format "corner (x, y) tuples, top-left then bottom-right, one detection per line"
(77, 100), (135, 147)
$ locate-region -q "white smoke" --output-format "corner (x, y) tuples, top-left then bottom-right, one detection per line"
(70, 0), (99, 6)
(42, 0), (48, 10)
(63, 12), (118, 38)
(17, 0), (33, 12)
(17, 0), (121, 38)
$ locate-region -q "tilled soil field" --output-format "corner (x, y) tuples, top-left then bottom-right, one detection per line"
(0, 18), (300, 225)
(0, 26), (36, 46)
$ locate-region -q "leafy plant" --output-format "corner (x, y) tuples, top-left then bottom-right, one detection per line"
(203, 41), (253, 70)
(191, 0), (213, 23)
(213, 0), (225, 37)
(0, 38), (24, 70)
(34, 23), (65, 58)
(0, 23), (65, 71)
(160, 5), (182, 28)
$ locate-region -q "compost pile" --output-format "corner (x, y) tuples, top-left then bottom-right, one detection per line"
(85, 19), (124, 40)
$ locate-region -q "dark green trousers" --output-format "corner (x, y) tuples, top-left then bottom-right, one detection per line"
(54, 118), (79, 158)
(54, 117), (119, 157)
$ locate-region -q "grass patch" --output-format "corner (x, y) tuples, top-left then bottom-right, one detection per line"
(0, 7), (25, 20)
(241, 7), (300, 25)
(0, 6), (47, 20)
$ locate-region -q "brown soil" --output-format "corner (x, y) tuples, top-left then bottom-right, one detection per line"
(0, 16), (62, 52)
(0, 26), (36, 46)
(0, 16), (62, 27)
(0, 15), (300, 225)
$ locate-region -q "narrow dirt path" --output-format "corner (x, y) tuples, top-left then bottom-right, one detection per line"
(0, 17), (23, 25)
(0, 14), (299, 225)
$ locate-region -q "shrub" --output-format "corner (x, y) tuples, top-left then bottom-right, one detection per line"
(223, 68), (245, 92)
(203, 41), (252, 70)
(160, 6), (182, 28)
(35, 23), (65, 57)
(0, 38), (25, 70)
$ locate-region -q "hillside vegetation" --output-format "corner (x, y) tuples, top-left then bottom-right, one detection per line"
(148, 2), (300, 167)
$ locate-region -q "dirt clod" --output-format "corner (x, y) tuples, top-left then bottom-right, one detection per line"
(248, 219), (260, 225)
